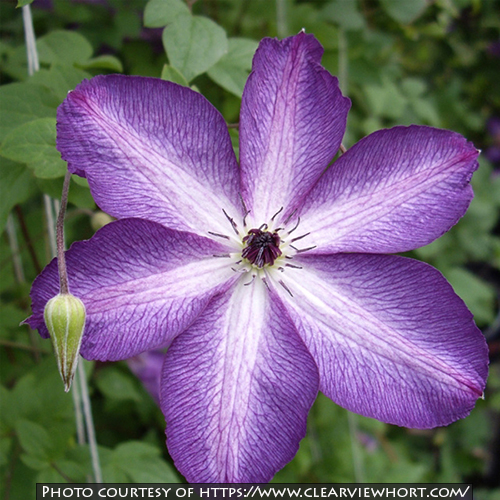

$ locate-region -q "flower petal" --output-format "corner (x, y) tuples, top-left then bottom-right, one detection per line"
(161, 279), (319, 482)
(239, 33), (350, 224)
(26, 218), (236, 360)
(298, 126), (479, 254)
(57, 75), (242, 235)
(274, 254), (488, 428)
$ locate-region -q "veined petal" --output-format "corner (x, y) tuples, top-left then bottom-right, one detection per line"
(239, 33), (350, 224)
(162, 279), (319, 483)
(298, 126), (479, 254)
(26, 218), (236, 360)
(57, 75), (242, 235)
(274, 254), (488, 428)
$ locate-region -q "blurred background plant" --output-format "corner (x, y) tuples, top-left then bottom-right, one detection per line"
(0, 0), (499, 497)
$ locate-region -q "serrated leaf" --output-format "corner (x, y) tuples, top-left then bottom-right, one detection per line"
(37, 30), (93, 66)
(0, 82), (59, 143)
(29, 65), (91, 102)
(162, 14), (228, 82)
(144, 0), (190, 28)
(0, 158), (36, 230)
(380, 0), (428, 24)
(0, 118), (66, 179)
(78, 55), (123, 72)
(207, 38), (258, 97)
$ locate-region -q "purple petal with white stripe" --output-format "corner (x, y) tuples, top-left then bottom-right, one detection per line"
(57, 75), (242, 235)
(162, 280), (319, 482)
(26, 218), (236, 360)
(297, 126), (479, 254)
(239, 33), (350, 224)
(275, 253), (488, 428)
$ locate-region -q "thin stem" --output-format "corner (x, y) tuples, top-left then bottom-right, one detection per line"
(22, 3), (101, 484)
(0, 339), (47, 353)
(347, 411), (365, 483)
(43, 194), (57, 258)
(14, 205), (42, 274)
(78, 362), (103, 483)
(338, 28), (348, 95)
(22, 5), (39, 76)
(71, 377), (86, 446)
(6, 214), (25, 284)
(57, 172), (72, 294)
(276, 0), (288, 38)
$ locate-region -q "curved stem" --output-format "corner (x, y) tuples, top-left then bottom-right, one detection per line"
(57, 172), (72, 294)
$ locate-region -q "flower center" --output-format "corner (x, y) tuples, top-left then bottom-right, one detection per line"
(241, 228), (282, 268)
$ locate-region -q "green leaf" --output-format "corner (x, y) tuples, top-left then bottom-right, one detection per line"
(37, 30), (93, 66)
(161, 64), (189, 86)
(36, 176), (95, 210)
(207, 38), (258, 97)
(0, 159), (36, 231)
(0, 118), (66, 179)
(29, 65), (91, 102)
(144, 0), (190, 28)
(78, 55), (123, 73)
(380, 0), (428, 24)
(0, 82), (59, 143)
(15, 420), (52, 460)
(112, 442), (179, 483)
(364, 79), (407, 119)
(17, 0), (35, 6)
(95, 366), (143, 403)
(162, 14), (228, 82)
(322, 0), (365, 30)
(443, 268), (496, 325)
(0, 436), (12, 467)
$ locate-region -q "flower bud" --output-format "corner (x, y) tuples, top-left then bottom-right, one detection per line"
(91, 211), (114, 232)
(44, 293), (86, 392)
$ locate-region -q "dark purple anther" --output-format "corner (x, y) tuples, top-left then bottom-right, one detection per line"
(242, 229), (282, 268)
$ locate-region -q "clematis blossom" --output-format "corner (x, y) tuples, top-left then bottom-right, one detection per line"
(27, 33), (488, 483)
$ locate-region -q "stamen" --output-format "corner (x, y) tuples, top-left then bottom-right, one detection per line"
(271, 207), (284, 221)
(222, 209), (239, 235)
(279, 279), (293, 297)
(287, 216), (301, 235)
(208, 231), (230, 240)
(283, 209), (298, 226)
(290, 244), (317, 254)
(258, 223), (268, 231)
(285, 263), (303, 269)
(231, 267), (249, 273)
(239, 194), (251, 227)
(262, 277), (270, 290)
(291, 232), (310, 243)
(244, 274), (256, 286)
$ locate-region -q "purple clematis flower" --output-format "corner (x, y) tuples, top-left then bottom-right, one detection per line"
(27, 33), (488, 483)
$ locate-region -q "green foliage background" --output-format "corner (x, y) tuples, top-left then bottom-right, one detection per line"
(0, 0), (499, 497)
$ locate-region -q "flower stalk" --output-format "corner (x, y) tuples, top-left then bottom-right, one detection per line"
(22, 3), (101, 484)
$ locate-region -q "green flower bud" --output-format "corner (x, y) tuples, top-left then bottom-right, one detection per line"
(91, 211), (114, 232)
(44, 293), (86, 392)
